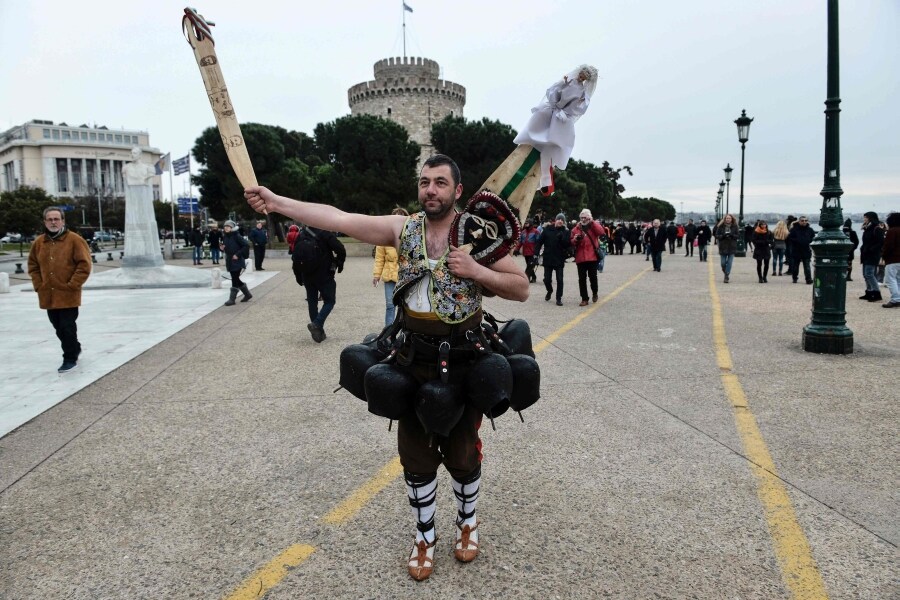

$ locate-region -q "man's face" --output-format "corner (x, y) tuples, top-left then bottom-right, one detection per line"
(418, 164), (461, 219)
(798, 217), (809, 226)
(44, 211), (64, 233)
(700, 221), (706, 226)
(653, 219), (660, 228)
(555, 218), (565, 227)
(256, 222), (263, 229)
(580, 215), (591, 225)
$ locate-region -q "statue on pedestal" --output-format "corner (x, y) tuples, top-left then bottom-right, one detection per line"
(122, 146), (165, 268)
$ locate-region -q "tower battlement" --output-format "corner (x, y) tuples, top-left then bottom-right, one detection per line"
(348, 56), (466, 167)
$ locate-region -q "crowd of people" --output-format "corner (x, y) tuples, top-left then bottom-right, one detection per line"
(515, 209), (898, 307)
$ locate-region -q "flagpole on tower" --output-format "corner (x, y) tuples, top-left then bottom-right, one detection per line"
(402, 2), (413, 60)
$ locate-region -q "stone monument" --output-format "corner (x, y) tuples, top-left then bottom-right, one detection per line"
(84, 147), (211, 289)
(122, 146), (165, 268)
(348, 56), (466, 167)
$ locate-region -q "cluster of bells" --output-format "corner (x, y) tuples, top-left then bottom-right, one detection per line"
(338, 319), (541, 435)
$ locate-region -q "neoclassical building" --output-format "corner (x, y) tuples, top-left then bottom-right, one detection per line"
(0, 120), (163, 200)
(348, 56), (466, 166)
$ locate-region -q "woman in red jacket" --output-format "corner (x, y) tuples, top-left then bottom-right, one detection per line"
(570, 208), (604, 306)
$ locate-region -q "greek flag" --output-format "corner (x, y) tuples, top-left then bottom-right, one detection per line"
(154, 153), (170, 175)
(173, 154), (191, 176)
(403, 2), (413, 12)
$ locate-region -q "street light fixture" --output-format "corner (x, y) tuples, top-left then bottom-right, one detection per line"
(733, 110), (753, 257)
(723, 164), (732, 214)
(802, 0), (853, 354)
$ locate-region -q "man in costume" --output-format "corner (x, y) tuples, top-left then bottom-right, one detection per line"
(244, 154), (529, 581)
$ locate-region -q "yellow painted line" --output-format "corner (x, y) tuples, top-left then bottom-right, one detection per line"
(224, 269), (650, 598)
(708, 260), (829, 600)
(533, 267), (652, 353)
(222, 544), (316, 600)
(323, 456), (404, 524)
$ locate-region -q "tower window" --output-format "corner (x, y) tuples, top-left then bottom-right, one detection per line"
(387, 107), (392, 116)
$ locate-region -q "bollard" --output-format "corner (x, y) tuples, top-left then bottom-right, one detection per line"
(15, 263), (25, 274)
(120, 251), (124, 259)
(211, 268), (222, 289)
(0, 272), (9, 294)
(245, 258), (254, 274)
(92, 254), (98, 263)
(107, 252), (114, 261)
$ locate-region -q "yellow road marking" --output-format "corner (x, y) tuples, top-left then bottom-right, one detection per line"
(323, 456), (404, 524)
(222, 544), (315, 600)
(708, 260), (829, 599)
(533, 267), (651, 353)
(224, 269), (650, 597)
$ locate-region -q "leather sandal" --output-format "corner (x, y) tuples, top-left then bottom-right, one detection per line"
(454, 521), (481, 563)
(408, 538), (437, 581)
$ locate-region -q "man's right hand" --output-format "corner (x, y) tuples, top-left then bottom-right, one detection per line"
(244, 186), (276, 215)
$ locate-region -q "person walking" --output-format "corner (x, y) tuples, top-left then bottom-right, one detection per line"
(626, 223), (639, 254)
(859, 211), (885, 302)
(519, 218), (542, 283)
(714, 214), (739, 283)
(752, 220), (774, 283)
(744, 223), (755, 252)
(570, 209), (604, 305)
(788, 216), (816, 284)
(372, 208), (408, 326)
(645, 219), (667, 272)
(665, 221), (678, 254)
(27, 206), (92, 373)
(207, 222), (222, 265)
(841, 219), (860, 281)
(613, 223), (626, 255)
(221, 220), (252, 305)
(190, 225), (205, 265)
(684, 219), (697, 257)
(249, 220), (268, 270)
(534, 213), (571, 306)
(292, 224), (346, 342)
(244, 154), (529, 582)
(881, 212), (900, 308)
(676, 223), (685, 249)
(695, 219), (712, 262)
(784, 215), (798, 278)
(771, 221), (788, 276)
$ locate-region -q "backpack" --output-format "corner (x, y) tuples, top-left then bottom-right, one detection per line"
(292, 227), (326, 273)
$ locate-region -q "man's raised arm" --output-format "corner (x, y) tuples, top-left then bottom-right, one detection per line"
(245, 186), (405, 248)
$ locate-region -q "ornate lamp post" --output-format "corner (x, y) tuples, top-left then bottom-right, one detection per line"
(733, 110), (753, 257)
(803, 0), (853, 354)
(723, 164), (733, 215)
(715, 191), (723, 223)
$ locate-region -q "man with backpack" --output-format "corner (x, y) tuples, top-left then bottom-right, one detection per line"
(291, 225), (346, 343)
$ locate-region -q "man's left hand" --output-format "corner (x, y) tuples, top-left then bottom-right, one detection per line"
(447, 245), (482, 280)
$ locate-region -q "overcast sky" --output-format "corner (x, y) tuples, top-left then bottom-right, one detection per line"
(2, 0), (897, 216)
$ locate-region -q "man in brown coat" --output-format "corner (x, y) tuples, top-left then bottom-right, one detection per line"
(27, 206), (92, 373)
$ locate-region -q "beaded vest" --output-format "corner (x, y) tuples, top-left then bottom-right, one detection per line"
(393, 212), (482, 324)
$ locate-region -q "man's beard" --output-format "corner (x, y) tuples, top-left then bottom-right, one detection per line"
(420, 195), (456, 219)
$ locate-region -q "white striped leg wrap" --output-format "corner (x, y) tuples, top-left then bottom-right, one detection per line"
(451, 467), (481, 528)
(405, 471), (437, 544)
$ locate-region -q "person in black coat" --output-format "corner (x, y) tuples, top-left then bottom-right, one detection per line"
(221, 220), (252, 305)
(841, 219), (860, 281)
(645, 219), (668, 271)
(787, 216), (816, 284)
(190, 226), (205, 265)
(744, 223), (755, 251)
(665, 221), (678, 254)
(534, 213), (571, 305)
(859, 211), (885, 301)
(695, 220), (712, 262)
(207, 223), (222, 265)
(626, 223), (639, 254)
(298, 226), (346, 343)
(751, 221), (774, 283)
(248, 220), (269, 270)
(684, 219), (697, 257)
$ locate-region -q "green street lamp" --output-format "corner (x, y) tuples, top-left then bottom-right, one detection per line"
(802, 0), (853, 354)
(723, 164), (733, 215)
(733, 110), (753, 257)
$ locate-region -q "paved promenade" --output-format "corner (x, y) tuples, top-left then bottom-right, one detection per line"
(0, 251), (897, 599)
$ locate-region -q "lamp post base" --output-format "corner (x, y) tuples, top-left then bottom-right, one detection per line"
(802, 326), (853, 354)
